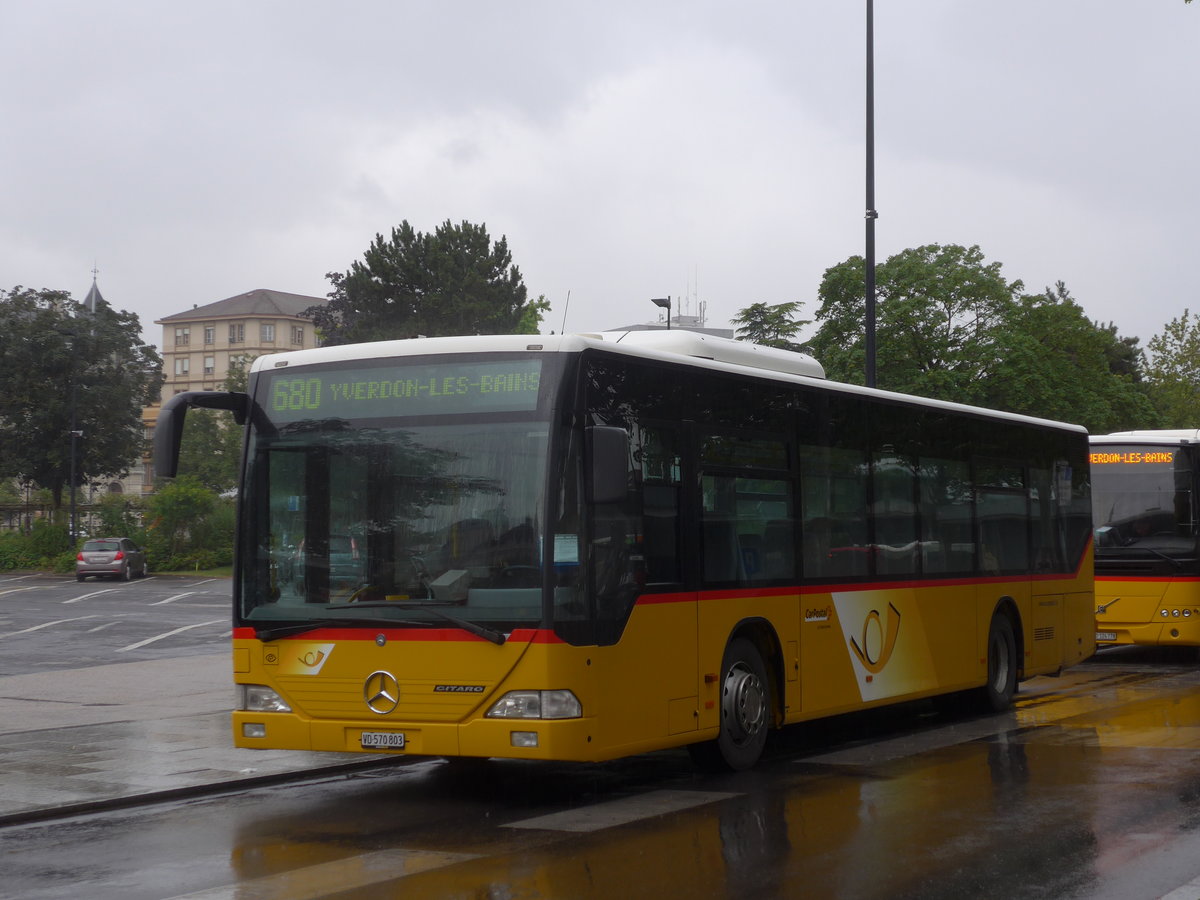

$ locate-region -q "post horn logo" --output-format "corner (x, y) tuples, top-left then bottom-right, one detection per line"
(849, 602), (901, 674)
(364, 670), (400, 715)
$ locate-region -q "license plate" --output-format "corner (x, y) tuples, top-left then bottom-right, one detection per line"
(361, 731), (406, 749)
(1096, 631), (1117, 642)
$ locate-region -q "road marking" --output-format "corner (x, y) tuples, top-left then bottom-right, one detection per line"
(86, 621), (120, 633)
(0, 615), (98, 638)
(117, 619), (225, 652)
(164, 848), (478, 900)
(505, 788), (740, 832)
(1160, 875), (1200, 900)
(0, 586), (42, 597)
(63, 588), (119, 604)
(150, 592), (197, 606)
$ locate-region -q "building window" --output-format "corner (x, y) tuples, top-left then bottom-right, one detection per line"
(291, 326), (305, 345)
(174, 358), (190, 376)
(261, 322), (276, 342)
(229, 323), (245, 343)
(174, 327), (190, 346)
(204, 326), (215, 344)
(204, 356), (215, 376)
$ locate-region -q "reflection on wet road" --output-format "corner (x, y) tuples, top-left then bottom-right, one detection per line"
(8, 647), (1200, 899)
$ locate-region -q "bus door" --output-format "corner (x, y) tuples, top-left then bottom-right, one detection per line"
(695, 429), (799, 725)
(588, 419), (699, 744)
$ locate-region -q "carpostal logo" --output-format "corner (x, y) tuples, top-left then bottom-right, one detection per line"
(849, 601), (901, 674)
(805, 605), (833, 623)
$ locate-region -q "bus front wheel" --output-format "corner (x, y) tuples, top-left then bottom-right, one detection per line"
(689, 637), (771, 772)
(980, 612), (1018, 712)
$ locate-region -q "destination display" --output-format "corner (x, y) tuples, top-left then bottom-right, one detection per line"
(1089, 448), (1177, 466)
(264, 359), (543, 421)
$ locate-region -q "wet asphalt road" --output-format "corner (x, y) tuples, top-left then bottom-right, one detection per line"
(5, 576), (1200, 899)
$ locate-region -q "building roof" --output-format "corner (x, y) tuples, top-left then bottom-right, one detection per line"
(81, 279), (106, 314)
(155, 288), (325, 324)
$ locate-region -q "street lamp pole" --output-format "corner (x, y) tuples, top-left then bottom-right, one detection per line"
(865, 0), (878, 388)
(651, 296), (672, 330)
(69, 379), (81, 541)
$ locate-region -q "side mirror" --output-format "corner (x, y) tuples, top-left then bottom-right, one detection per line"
(586, 426), (629, 505)
(154, 390), (249, 479)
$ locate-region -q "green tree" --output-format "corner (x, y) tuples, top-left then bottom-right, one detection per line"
(0, 287), (162, 512)
(985, 283), (1157, 432)
(1144, 309), (1200, 427)
(808, 244), (1019, 405)
(807, 247), (1154, 432)
(731, 301), (811, 349)
(94, 492), (144, 538)
(309, 219), (547, 345)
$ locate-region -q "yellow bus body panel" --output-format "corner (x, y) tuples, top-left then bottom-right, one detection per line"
(1096, 576), (1200, 646)
(233, 551), (1094, 762)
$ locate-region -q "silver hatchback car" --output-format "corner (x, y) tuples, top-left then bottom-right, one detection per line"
(76, 537), (148, 582)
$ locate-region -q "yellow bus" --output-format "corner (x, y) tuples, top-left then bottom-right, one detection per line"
(1091, 430), (1200, 647)
(155, 331), (1094, 770)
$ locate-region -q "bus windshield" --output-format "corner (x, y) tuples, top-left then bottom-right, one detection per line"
(1091, 443), (1197, 557)
(237, 356), (559, 635)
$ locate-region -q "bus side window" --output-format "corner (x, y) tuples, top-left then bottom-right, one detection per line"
(919, 456), (974, 575)
(976, 462), (1029, 575)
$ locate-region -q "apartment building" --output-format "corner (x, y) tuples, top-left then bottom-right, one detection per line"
(155, 288), (324, 402)
(120, 288), (325, 494)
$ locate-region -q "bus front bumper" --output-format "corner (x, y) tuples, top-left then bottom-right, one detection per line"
(232, 710), (602, 761)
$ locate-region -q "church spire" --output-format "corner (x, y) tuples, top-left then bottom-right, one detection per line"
(82, 263), (105, 314)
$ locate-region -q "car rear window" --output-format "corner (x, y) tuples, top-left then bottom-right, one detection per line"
(83, 541), (119, 552)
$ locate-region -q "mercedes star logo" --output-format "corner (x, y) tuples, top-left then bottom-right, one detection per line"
(364, 670), (400, 715)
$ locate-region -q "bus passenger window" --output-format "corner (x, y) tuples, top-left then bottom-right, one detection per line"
(919, 457), (974, 574)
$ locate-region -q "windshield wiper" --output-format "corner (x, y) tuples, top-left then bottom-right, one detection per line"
(1103, 544), (1187, 570)
(254, 616), (423, 642)
(327, 601), (507, 645)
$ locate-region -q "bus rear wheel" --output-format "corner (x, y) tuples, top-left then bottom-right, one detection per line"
(980, 612), (1017, 712)
(689, 637), (771, 772)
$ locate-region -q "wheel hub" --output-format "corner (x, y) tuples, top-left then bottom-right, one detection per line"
(722, 661), (766, 742)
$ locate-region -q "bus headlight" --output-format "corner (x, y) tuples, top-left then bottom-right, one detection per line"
(239, 684), (292, 713)
(486, 690), (582, 719)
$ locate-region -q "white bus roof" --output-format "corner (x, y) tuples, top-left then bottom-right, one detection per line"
(1091, 429), (1200, 445)
(251, 331), (1086, 434)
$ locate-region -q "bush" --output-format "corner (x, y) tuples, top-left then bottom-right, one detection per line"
(0, 532), (39, 570)
(29, 519), (72, 558)
(0, 522), (74, 571)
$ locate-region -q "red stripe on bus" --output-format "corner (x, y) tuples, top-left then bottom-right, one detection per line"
(233, 626), (562, 643)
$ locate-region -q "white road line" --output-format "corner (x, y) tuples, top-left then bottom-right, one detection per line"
(150, 592), (197, 606)
(63, 588), (119, 604)
(505, 788), (741, 832)
(1160, 875), (1200, 900)
(0, 586), (42, 598)
(116, 619), (224, 652)
(165, 848), (478, 900)
(86, 621), (120, 633)
(0, 615), (98, 638)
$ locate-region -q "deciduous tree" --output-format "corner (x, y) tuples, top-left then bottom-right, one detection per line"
(808, 244), (1018, 405)
(1144, 309), (1200, 427)
(806, 247), (1155, 432)
(0, 287), (162, 511)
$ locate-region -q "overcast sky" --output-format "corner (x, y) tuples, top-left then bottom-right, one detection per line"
(3, 2), (1196, 354)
